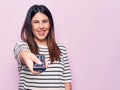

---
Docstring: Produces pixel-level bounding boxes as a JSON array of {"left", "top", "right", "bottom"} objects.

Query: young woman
[{"left": 14, "top": 4, "right": 72, "bottom": 90}]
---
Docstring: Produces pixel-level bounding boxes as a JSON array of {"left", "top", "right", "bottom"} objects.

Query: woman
[{"left": 14, "top": 4, "right": 72, "bottom": 90}]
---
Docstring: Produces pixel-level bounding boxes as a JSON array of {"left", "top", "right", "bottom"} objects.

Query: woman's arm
[
  {"left": 14, "top": 41, "right": 41, "bottom": 74},
  {"left": 60, "top": 45, "right": 72, "bottom": 90},
  {"left": 19, "top": 50, "right": 41, "bottom": 74}
]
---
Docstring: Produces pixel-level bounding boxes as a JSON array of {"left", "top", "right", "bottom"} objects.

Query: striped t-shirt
[{"left": 14, "top": 41, "right": 72, "bottom": 90}]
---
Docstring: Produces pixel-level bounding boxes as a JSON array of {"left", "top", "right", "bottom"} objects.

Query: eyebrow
[{"left": 32, "top": 18, "right": 49, "bottom": 21}]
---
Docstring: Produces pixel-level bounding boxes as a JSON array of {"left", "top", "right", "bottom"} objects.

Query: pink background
[{"left": 0, "top": 0, "right": 120, "bottom": 90}]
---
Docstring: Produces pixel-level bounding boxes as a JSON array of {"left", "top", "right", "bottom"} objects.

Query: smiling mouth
[{"left": 38, "top": 30, "right": 45, "bottom": 36}]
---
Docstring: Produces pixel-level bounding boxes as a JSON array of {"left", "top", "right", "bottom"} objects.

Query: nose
[{"left": 39, "top": 23, "right": 43, "bottom": 29}]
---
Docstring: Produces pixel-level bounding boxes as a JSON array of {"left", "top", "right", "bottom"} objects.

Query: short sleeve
[
  {"left": 14, "top": 41, "right": 29, "bottom": 64},
  {"left": 60, "top": 46, "right": 72, "bottom": 83}
]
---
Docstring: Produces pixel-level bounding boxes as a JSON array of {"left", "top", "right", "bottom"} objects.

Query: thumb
[{"left": 45, "top": 59, "right": 48, "bottom": 68}]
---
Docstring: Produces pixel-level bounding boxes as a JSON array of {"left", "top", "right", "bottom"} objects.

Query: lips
[{"left": 38, "top": 30, "right": 45, "bottom": 36}]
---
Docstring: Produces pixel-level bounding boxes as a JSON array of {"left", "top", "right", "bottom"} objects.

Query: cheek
[
  {"left": 45, "top": 22, "right": 50, "bottom": 29},
  {"left": 45, "top": 24, "right": 50, "bottom": 33},
  {"left": 32, "top": 24, "right": 37, "bottom": 30}
]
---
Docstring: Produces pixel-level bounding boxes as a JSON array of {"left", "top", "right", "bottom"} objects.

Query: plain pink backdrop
[{"left": 0, "top": 0, "right": 120, "bottom": 90}]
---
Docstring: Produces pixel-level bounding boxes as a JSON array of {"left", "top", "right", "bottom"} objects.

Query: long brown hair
[{"left": 21, "top": 4, "right": 61, "bottom": 63}]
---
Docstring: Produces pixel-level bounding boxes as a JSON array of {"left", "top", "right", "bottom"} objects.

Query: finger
[
  {"left": 25, "top": 59, "right": 34, "bottom": 72},
  {"left": 25, "top": 59, "right": 40, "bottom": 74},
  {"left": 31, "top": 70, "right": 41, "bottom": 74},
  {"left": 45, "top": 59, "right": 48, "bottom": 68}
]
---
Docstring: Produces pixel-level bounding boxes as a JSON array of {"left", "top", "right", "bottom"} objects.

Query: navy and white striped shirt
[{"left": 14, "top": 41, "right": 72, "bottom": 90}]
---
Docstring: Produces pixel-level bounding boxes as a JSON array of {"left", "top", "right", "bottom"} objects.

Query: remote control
[{"left": 33, "top": 54, "right": 46, "bottom": 72}]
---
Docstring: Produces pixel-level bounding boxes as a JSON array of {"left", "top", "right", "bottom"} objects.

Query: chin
[{"left": 39, "top": 38, "right": 46, "bottom": 41}]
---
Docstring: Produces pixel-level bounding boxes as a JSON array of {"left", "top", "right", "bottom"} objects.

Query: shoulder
[
  {"left": 57, "top": 43, "right": 67, "bottom": 53},
  {"left": 15, "top": 41, "right": 28, "bottom": 46},
  {"left": 57, "top": 43, "right": 66, "bottom": 49},
  {"left": 14, "top": 41, "right": 29, "bottom": 49}
]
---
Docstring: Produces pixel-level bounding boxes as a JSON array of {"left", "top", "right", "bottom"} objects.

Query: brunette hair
[{"left": 21, "top": 4, "right": 61, "bottom": 63}]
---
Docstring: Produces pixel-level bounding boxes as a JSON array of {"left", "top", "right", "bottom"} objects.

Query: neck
[{"left": 34, "top": 38, "right": 47, "bottom": 47}]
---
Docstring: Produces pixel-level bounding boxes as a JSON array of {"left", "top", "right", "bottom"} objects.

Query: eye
[
  {"left": 43, "top": 19, "right": 48, "bottom": 23},
  {"left": 34, "top": 21, "right": 39, "bottom": 23},
  {"left": 32, "top": 20, "right": 39, "bottom": 23}
]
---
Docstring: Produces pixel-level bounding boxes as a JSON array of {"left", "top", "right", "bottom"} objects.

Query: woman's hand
[
  {"left": 19, "top": 50, "right": 47, "bottom": 74},
  {"left": 65, "top": 82, "right": 72, "bottom": 90}
]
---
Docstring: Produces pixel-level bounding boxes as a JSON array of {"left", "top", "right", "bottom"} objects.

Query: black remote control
[{"left": 33, "top": 54, "right": 46, "bottom": 72}]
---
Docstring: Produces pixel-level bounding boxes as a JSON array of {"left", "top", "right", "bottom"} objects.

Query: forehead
[{"left": 32, "top": 12, "right": 48, "bottom": 20}]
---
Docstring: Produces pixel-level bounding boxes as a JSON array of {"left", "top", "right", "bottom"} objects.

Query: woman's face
[{"left": 31, "top": 12, "right": 50, "bottom": 43}]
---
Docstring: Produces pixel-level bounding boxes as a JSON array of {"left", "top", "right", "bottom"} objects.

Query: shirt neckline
[{"left": 38, "top": 45, "right": 48, "bottom": 48}]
